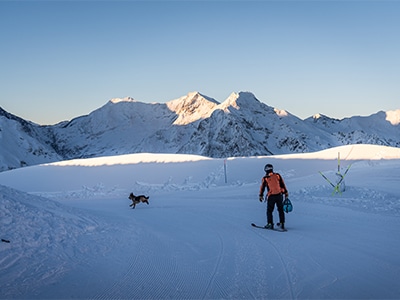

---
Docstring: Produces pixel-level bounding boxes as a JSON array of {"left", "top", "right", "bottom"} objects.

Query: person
[{"left": 259, "top": 164, "right": 289, "bottom": 230}]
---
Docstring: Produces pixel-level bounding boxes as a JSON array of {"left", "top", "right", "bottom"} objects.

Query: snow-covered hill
[
  {"left": 1, "top": 91, "right": 399, "bottom": 171},
  {"left": 1, "top": 144, "right": 400, "bottom": 299}
]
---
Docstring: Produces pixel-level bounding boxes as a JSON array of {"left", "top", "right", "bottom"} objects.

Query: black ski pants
[{"left": 266, "top": 193, "right": 285, "bottom": 224}]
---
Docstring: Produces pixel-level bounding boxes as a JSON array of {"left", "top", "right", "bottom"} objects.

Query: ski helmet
[{"left": 264, "top": 164, "right": 273, "bottom": 173}]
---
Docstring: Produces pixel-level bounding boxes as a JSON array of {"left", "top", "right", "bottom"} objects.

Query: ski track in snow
[
  {"left": 3, "top": 184, "right": 398, "bottom": 299},
  {"left": 4, "top": 182, "right": 400, "bottom": 299},
  {"left": 250, "top": 229, "right": 294, "bottom": 298},
  {"left": 94, "top": 230, "right": 179, "bottom": 299}
]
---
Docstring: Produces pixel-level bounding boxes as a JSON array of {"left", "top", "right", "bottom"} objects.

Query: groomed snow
[{"left": 1, "top": 144, "right": 400, "bottom": 299}]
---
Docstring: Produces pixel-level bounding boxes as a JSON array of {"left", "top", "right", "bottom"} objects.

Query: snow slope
[{"left": 1, "top": 144, "right": 400, "bottom": 299}]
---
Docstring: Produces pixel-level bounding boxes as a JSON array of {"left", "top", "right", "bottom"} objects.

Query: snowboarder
[{"left": 259, "top": 164, "right": 289, "bottom": 230}]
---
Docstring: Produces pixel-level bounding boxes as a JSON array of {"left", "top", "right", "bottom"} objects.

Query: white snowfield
[{"left": 1, "top": 144, "right": 400, "bottom": 299}]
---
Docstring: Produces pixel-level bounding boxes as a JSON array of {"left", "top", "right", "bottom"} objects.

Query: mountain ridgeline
[{"left": 1, "top": 91, "right": 399, "bottom": 171}]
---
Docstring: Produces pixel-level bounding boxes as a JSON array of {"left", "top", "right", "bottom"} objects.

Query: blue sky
[{"left": 1, "top": 0, "right": 399, "bottom": 125}]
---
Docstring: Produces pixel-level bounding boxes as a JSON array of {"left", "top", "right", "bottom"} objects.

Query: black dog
[{"left": 128, "top": 193, "right": 150, "bottom": 209}]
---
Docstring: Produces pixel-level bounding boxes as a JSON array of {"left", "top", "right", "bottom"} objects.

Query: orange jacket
[{"left": 259, "top": 172, "right": 288, "bottom": 198}]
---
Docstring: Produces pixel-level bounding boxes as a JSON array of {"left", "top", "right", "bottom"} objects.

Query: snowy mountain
[
  {"left": 0, "top": 107, "right": 62, "bottom": 171},
  {"left": 1, "top": 91, "right": 399, "bottom": 171}
]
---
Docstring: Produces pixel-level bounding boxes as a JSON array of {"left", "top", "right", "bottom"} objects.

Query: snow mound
[
  {"left": 47, "top": 153, "right": 212, "bottom": 167},
  {"left": 48, "top": 140, "right": 400, "bottom": 169},
  {"left": 276, "top": 144, "right": 400, "bottom": 160},
  {"left": 0, "top": 185, "right": 101, "bottom": 297}
]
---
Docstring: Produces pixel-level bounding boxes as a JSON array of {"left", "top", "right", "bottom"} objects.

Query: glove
[
  {"left": 259, "top": 195, "right": 264, "bottom": 202},
  {"left": 284, "top": 193, "right": 289, "bottom": 199}
]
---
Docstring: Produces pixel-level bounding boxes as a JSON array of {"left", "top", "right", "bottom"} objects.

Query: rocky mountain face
[{"left": 1, "top": 91, "right": 399, "bottom": 171}]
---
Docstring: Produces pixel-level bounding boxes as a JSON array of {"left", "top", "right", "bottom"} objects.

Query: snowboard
[{"left": 251, "top": 223, "right": 287, "bottom": 232}]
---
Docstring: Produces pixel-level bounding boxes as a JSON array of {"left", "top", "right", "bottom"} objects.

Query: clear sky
[{"left": 1, "top": 0, "right": 399, "bottom": 125}]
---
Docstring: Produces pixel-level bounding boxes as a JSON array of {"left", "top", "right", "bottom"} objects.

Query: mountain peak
[
  {"left": 312, "top": 113, "right": 328, "bottom": 120},
  {"left": 166, "top": 91, "right": 219, "bottom": 125},
  {"left": 310, "top": 113, "right": 338, "bottom": 122},
  {"left": 386, "top": 109, "right": 400, "bottom": 125},
  {"left": 109, "top": 97, "right": 136, "bottom": 104},
  {"left": 220, "top": 91, "right": 261, "bottom": 111},
  {"left": 274, "top": 108, "right": 288, "bottom": 117}
]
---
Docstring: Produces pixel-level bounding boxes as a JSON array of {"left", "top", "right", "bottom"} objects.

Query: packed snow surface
[{"left": 1, "top": 144, "right": 400, "bottom": 299}]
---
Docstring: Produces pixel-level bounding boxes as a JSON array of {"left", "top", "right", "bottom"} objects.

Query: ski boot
[{"left": 264, "top": 223, "right": 274, "bottom": 230}]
